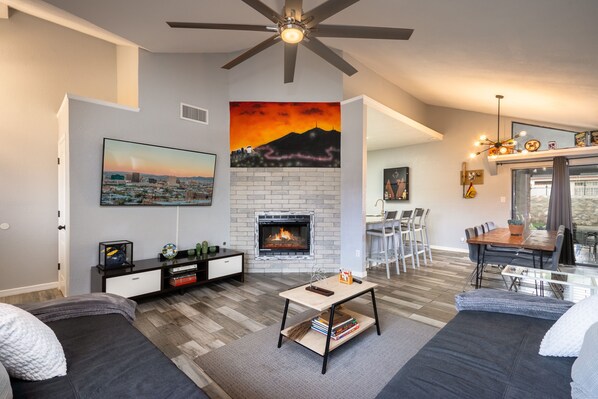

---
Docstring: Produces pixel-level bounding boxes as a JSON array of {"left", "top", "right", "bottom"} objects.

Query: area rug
[{"left": 195, "top": 304, "right": 439, "bottom": 399}]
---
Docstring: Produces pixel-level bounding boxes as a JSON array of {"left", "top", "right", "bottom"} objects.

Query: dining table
[{"left": 466, "top": 228, "right": 558, "bottom": 289}]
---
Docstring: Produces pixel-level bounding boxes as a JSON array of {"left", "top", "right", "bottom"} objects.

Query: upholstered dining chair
[{"left": 464, "top": 227, "right": 516, "bottom": 289}]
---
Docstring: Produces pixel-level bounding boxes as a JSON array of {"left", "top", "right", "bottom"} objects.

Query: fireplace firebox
[{"left": 255, "top": 212, "right": 314, "bottom": 259}]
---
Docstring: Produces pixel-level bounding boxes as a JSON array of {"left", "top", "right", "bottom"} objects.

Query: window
[
  {"left": 512, "top": 122, "right": 579, "bottom": 152},
  {"left": 512, "top": 164, "right": 598, "bottom": 266}
]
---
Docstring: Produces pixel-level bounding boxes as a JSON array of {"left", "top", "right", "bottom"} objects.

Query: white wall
[
  {"left": 343, "top": 54, "right": 428, "bottom": 125},
  {"left": 366, "top": 105, "right": 590, "bottom": 251},
  {"left": 340, "top": 98, "right": 368, "bottom": 274},
  {"left": 66, "top": 51, "right": 230, "bottom": 295},
  {"left": 228, "top": 44, "right": 343, "bottom": 101},
  {"left": 0, "top": 11, "right": 117, "bottom": 292}
]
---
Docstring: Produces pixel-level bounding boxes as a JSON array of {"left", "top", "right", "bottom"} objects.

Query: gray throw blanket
[
  {"left": 455, "top": 289, "right": 573, "bottom": 320},
  {"left": 18, "top": 293, "right": 137, "bottom": 323}
]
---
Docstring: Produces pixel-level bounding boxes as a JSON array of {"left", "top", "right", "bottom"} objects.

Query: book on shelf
[
  {"left": 315, "top": 309, "right": 354, "bottom": 329},
  {"left": 311, "top": 322, "right": 360, "bottom": 340},
  {"left": 312, "top": 317, "right": 356, "bottom": 332},
  {"left": 311, "top": 309, "right": 359, "bottom": 340},
  {"left": 311, "top": 321, "right": 358, "bottom": 338}
]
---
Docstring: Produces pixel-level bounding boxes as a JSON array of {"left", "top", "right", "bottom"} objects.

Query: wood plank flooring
[{"left": 2, "top": 249, "right": 516, "bottom": 398}]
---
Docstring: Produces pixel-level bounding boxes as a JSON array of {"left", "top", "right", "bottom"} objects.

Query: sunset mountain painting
[{"left": 230, "top": 102, "right": 341, "bottom": 168}]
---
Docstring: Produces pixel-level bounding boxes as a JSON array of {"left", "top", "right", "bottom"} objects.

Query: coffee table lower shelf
[{"left": 281, "top": 309, "right": 375, "bottom": 355}]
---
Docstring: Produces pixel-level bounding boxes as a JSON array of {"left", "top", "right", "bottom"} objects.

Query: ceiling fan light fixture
[{"left": 280, "top": 23, "right": 305, "bottom": 43}]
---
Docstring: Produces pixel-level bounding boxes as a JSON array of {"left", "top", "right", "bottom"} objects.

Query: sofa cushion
[
  {"left": 10, "top": 314, "right": 208, "bottom": 399},
  {"left": 0, "top": 362, "right": 12, "bottom": 399},
  {"left": 455, "top": 289, "right": 573, "bottom": 320},
  {"left": 0, "top": 304, "right": 66, "bottom": 381},
  {"left": 540, "top": 294, "right": 598, "bottom": 357},
  {"left": 376, "top": 311, "right": 574, "bottom": 399},
  {"left": 571, "top": 322, "right": 598, "bottom": 399}
]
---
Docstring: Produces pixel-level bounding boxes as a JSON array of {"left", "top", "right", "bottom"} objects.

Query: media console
[{"left": 91, "top": 249, "right": 244, "bottom": 299}]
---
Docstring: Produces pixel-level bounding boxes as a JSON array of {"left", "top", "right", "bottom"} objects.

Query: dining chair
[
  {"left": 509, "top": 225, "right": 566, "bottom": 297},
  {"left": 366, "top": 210, "right": 399, "bottom": 279},
  {"left": 511, "top": 225, "right": 566, "bottom": 271},
  {"left": 464, "top": 226, "right": 516, "bottom": 289}
]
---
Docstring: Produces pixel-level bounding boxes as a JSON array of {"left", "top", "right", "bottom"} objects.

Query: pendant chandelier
[{"left": 470, "top": 95, "right": 527, "bottom": 159}]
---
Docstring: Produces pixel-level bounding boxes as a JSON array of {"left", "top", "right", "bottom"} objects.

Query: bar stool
[
  {"left": 397, "top": 210, "right": 417, "bottom": 269},
  {"left": 412, "top": 208, "right": 428, "bottom": 266},
  {"left": 366, "top": 211, "right": 399, "bottom": 279},
  {"left": 422, "top": 209, "right": 432, "bottom": 262}
]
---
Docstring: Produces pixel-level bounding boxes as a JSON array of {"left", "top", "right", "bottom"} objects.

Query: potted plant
[{"left": 507, "top": 219, "right": 525, "bottom": 236}]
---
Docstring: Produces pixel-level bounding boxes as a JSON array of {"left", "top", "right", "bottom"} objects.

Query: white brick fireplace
[{"left": 230, "top": 168, "right": 341, "bottom": 273}]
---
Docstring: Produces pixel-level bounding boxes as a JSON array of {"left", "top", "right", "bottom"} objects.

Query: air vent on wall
[{"left": 180, "top": 103, "right": 208, "bottom": 124}]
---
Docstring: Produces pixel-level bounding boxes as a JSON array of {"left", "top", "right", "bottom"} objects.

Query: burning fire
[{"left": 271, "top": 227, "right": 293, "bottom": 241}]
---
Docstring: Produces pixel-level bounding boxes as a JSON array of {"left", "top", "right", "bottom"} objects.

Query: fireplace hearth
[{"left": 255, "top": 211, "right": 314, "bottom": 259}]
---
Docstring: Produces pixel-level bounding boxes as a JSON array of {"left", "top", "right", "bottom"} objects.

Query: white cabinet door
[
  {"left": 208, "top": 255, "right": 242, "bottom": 280},
  {"left": 105, "top": 269, "right": 161, "bottom": 298}
]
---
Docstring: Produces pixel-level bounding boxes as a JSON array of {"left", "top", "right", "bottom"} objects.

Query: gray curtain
[{"left": 546, "top": 156, "right": 575, "bottom": 265}]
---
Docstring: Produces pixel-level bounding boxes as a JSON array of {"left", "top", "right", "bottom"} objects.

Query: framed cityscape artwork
[{"left": 383, "top": 167, "right": 409, "bottom": 201}]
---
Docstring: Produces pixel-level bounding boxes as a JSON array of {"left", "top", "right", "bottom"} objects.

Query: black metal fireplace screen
[{"left": 256, "top": 212, "right": 314, "bottom": 258}]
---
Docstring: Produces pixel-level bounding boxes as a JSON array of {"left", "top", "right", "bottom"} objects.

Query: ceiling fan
[{"left": 167, "top": 0, "right": 413, "bottom": 83}]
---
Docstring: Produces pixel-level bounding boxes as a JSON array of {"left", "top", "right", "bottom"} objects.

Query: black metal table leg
[
  {"left": 370, "top": 288, "right": 381, "bottom": 335},
  {"left": 479, "top": 246, "right": 487, "bottom": 289},
  {"left": 475, "top": 245, "right": 482, "bottom": 289},
  {"left": 277, "top": 299, "right": 290, "bottom": 348},
  {"left": 539, "top": 250, "right": 545, "bottom": 296},
  {"left": 321, "top": 303, "right": 336, "bottom": 374}
]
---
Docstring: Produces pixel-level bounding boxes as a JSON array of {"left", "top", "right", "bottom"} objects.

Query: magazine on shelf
[{"left": 311, "top": 323, "right": 360, "bottom": 340}]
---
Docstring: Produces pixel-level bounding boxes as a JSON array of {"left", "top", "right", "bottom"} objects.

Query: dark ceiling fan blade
[
  {"left": 301, "top": 37, "right": 358, "bottom": 76},
  {"left": 311, "top": 25, "right": 413, "bottom": 40},
  {"left": 284, "top": 43, "right": 298, "bottom": 83},
  {"left": 222, "top": 35, "right": 281, "bottom": 70},
  {"left": 284, "top": 0, "right": 303, "bottom": 20},
  {"left": 241, "top": 0, "right": 283, "bottom": 24},
  {"left": 303, "top": 0, "right": 359, "bottom": 27},
  {"left": 167, "top": 22, "right": 273, "bottom": 32}
]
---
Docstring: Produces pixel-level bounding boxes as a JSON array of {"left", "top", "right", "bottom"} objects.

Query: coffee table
[
  {"left": 277, "top": 276, "right": 380, "bottom": 374},
  {"left": 502, "top": 265, "right": 598, "bottom": 301}
]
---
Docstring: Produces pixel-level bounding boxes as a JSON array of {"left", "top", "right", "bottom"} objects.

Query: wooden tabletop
[
  {"left": 467, "top": 228, "right": 557, "bottom": 252},
  {"left": 279, "top": 276, "right": 377, "bottom": 311}
]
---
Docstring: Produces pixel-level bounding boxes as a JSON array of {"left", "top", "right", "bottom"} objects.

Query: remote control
[{"left": 353, "top": 278, "right": 362, "bottom": 284}]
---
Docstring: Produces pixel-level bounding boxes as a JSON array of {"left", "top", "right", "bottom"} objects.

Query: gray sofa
[
  {"left": 377, "top": 290, "right": 576, "bottom": 399},
  {"left": 9, "top": 295, "right": 208, "bottom": 399}
]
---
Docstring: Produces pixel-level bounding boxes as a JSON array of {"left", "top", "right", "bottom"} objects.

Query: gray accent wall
[
  {"left": 66, "top": 51, "right": 230, "bottom": 295},
  {"left": 0, "top": 12, "right": 117, "bottom": 291}
]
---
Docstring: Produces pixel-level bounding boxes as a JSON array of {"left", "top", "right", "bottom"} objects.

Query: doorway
[{"left": 512, "top": 164, "right": 598, "bottom": 266}]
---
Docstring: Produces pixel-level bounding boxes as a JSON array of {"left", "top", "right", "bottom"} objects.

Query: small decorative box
[
  {"left": 339, "top": 269, "right": 353, "bottom": 285},
  {"left": 99, "top": 240, "right": 134, "bottom": 270}
]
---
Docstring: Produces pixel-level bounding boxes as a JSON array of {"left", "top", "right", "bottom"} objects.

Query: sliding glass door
[{"left": 512, "top": 164, "right": 598, "bottom": 266}]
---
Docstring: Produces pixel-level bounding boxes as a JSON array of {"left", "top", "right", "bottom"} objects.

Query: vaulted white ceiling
[{"left": 12, "top": 0, "right": 598, "bottom": 129}]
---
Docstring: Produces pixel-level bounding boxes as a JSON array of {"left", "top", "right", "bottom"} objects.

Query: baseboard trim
[
  {"left": 0, "top": 282, "right": 59, "bottom": 298},
  {"left": 430, "top": 245, "right": 468, "bottom": 254}
]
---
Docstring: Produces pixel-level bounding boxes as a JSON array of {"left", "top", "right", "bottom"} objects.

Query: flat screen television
[{"left": 100, "top": 138, "right": 217, "bottom": 206}]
